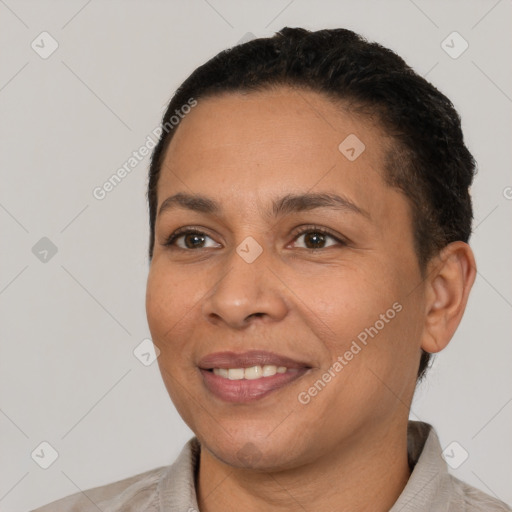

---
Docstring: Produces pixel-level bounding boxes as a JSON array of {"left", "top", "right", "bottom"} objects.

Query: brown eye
[
  {"left": 182, "top": 233, "right": 207, "bottom": 249},
  {"left": 303, "top": 232, "right": 328, "bottom": 249},
  {"left": 291, "top": 227, "right": 346, "bottom": 250},
  {"left": 164, "top": 229, "right": 221, "bottom": 250}
]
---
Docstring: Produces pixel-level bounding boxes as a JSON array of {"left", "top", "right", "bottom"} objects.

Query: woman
[{"left": 32, "top": 26, "right": 511, "bottom": 512}]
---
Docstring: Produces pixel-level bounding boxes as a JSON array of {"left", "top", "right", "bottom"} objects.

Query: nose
[{"left": 201, "top": 245, "right": 288, "bottom": 329}]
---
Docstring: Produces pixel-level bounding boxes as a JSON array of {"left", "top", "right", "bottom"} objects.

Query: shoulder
[
  {"left": 448, "top": 474, "right": 512, "bottom": 511},
  {"left": 399, "top": 421, "right": 511, "bottom": 512},
  {"left": 30, "top": 437, "right": 201, "bottom": 512},
  {"left": 30, "top": 465, "right": 169, "bottom": 512}
]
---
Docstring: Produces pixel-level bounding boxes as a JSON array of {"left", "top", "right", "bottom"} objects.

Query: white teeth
[
  {"left": 212, "top": 365, "right": 290, "bottom": 380},
  {"left": 227, "top": 368, "right": 245, "bottom": 380},
  {"left": 244, "top": 365, "right": 263, "bottom": 380},
  {"left": 262, "top": 365, "right": 277, "bottom": 377}
]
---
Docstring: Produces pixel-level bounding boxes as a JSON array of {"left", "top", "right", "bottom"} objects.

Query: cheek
[
  {"left": 145, "top": 262, "right": 196, "bottom": 353},
  {"left": 292, "top": 264, "right": 399, "bottom": 341},
  {"left": 296, "top": 263, "right": 418, "bottom": 383}
]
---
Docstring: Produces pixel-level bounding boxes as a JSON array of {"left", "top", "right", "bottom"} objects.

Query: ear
[{"left": 421, "top": 241, "right": 477, "bottom": 354}]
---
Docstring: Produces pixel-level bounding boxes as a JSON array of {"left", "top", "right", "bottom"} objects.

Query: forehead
[
  {"left": 157, "top": 87, "right": 400, "bottom": 223},
  {"left": 165, "top": 87, "right": 388, "bottom": 164}
]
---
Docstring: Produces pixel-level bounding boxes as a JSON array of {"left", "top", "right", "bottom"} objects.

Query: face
[{"left": 146, "top": 87, "right": 427, "bottom": 471}]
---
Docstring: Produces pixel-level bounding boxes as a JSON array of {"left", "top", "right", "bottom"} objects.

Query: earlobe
[{"left": 421, "top": 241, "right": 477, "bottom": 354}]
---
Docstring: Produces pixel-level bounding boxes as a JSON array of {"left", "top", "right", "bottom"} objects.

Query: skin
[{"left": 145, "top": 86, "right": 476, "bottom": 512}]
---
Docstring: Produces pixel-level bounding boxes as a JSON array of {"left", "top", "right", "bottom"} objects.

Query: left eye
[{"left": 291, "top": 229, "right": 343, "bottom": 250}]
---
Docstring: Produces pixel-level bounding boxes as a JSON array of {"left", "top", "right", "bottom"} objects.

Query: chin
[{"left": 198, "top": 428, "right": 310, "bottom": 472}]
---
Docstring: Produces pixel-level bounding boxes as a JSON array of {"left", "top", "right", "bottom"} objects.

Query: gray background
[{"left": 0, "top": 0, "right": 511, "bottom": 510}]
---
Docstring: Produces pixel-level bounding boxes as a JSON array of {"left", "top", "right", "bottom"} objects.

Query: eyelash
[{"left": 163, "top": 225, "right": 347, "bottom": 251}]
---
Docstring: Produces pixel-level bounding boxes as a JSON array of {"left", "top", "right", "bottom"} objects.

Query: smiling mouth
[{"left": 198, "top": 350, "right": 312, "bottom": 403}]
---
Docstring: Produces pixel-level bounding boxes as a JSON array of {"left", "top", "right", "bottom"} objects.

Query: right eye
[{"left": 163, "top": 228, "right": 221, "bottom": 250}]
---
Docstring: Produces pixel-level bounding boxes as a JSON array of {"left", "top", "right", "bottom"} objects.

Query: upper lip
[{"left": 198, "top": 350, "right": 311, "bottom": 370}]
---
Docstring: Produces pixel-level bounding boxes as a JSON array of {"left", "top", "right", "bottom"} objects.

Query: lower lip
[{"left": 200, "top": 368, "right": 309, "bottom": 403}]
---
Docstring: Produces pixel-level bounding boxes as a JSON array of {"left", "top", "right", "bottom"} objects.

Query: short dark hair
[{"left": 147, "top": 27, "right": 476, "bottom": 381}]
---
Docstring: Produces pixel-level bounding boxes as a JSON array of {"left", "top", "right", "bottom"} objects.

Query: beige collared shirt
[{"left": 32, "top": 421, "right": 511, "bottom": 511}]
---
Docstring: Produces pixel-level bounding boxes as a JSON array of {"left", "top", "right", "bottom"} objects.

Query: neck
[{"left": 196, "top": 418, "right": 412, "bottom": 512}]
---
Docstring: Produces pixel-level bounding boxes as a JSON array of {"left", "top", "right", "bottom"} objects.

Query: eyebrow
[{"left": 157, "top": 192, "right": 370, "bottom": 219}]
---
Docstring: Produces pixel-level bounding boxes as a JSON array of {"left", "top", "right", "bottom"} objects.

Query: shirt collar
[{"left": 389, "top": 421, "right": 451, "bottom": 511}]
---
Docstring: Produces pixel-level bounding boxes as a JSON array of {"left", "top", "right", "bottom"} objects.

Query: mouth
[{"left": 198, "top": 350, "right": 312, "bottom": 403}]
